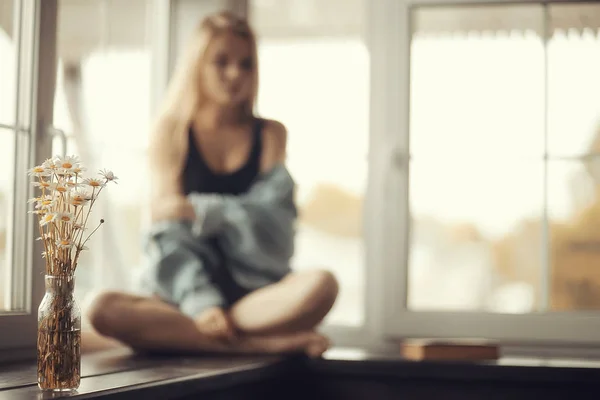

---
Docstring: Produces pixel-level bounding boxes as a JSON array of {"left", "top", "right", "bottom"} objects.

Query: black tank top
[
  {"left": 182, "top": 119, "right": 263, "bottom": 196},
  {"left": 181, "top": 119, "right": 263, "bottom": 305}
]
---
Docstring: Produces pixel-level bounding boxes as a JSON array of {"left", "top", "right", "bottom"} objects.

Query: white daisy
[
  {"left": 56, "top": 168, "right": 76, "bottom": 177},
  {"left": 33, "top": 181, "right": 51, "bottom": 189},
  {"left": 68, "top": 197, "right": 87, "bottom": 207},
  {"left": 48, "top": 182, "right": 69, "bottom": 193},
  {"left": 36, "top": 197, "right": 55, "bottom": 210},
  {"left": 99, "top": 169, "right": 118, "bottom": 183},
  {"left": 71, "top": 188, "right": 91, "bottom": 201},
  {"left": 42, "top": 158, "right": 60, "bottom": 170},
  {"left": 72, "top": 166, "right": 87, "bottom": 174},
  {"left": 55, "top": 212, "right": 75, "bottom": 224},
  {"left": 84, "top": 178, "right": 105, "bottom": 188},
  {"left": 27, "top": 166, "right": 51, "bottom": 177},
  {"left": 55, "top": 155, "right": 80, "bottom": 170},
  {"left": 39, "top": 213, "right": 57, "bottom": 226},
  {"left": 69, "top": 189, "right": 91, "bottom": 206},
  {"left": 56, "top": 239, "right": 74, "bottom": 249},
  {"left": 65, "top": 180, "right": 82, "bottom": 189}
]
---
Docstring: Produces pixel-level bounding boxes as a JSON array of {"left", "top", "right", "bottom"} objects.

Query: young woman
[{"left": 85, "top": 11, "right": 338, "bottom": 357}]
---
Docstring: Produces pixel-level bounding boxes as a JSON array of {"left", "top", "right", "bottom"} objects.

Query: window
[
  {"left": 1, "top": 0, "right": 26, "bottom": 315},
  {"left": 0, "top": 0, "right": 57, "bottom": 352},
  {"left": 0, "top": 0, "right": 254, "bottom": 357},
  {"left": 378, "top": 1, "right": 600, "bottom": 343},
  {"left": 51, "top": 0, "right": 154, "bottom": 327},
  {"left": 6, "top": 0, "right": 599, "bottom": 356},
  {"left": 250, "top": 0, "right": 369, "bottom": 326},
  {"left": 408, "top": 4, "right": 546, "bottom": 313},
  {"left": 49, "top": 0, "right": 243, "bottom": 332}
]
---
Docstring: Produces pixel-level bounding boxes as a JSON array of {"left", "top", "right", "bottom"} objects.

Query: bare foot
[
  {"left": 195, "top": 307, "right": 236, "bottom": 341},
  {"left": 305, "top": 333, "right": 330, "bottom": 358},
  {"left": 229, "top": 331, "right": 331, "bottom": 357}
]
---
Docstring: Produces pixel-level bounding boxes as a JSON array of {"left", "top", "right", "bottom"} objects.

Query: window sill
[
  {"left": 316, "top": 347, "right": 600, "bottom": 385},
  {"left": 2, "top": 347, "right": 600, "bottom": 399},
  {"left": 0, "top": 348, "right": 292, "bottom": 399}
]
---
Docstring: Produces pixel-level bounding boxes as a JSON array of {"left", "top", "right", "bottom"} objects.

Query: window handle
[
  {"left": 393, "top": 148, "right": 409, "bottom": 168},
  {"left": 47, "top": 126, "right": 67, "bottom": 157}
]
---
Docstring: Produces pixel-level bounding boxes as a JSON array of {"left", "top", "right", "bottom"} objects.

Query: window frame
[
  {"left": 8, "top": 0, "right": 598, "bottom": 358},
  {"left": 0, "top": 0, "right": 244, "bottom": 357},
  {"left": 0, "top": 0, "right": 58, "bottom": 356},
  {"left": 375, "top": 0, "right": 600, "bottom": 346}
]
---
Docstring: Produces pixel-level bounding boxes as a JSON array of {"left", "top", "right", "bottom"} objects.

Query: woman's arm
[
  {"left": 148, "top": 115, "right": 195, "bottom": 223},
  {"left": 186, "top": 163, "right": 297, "bottom": 277},
  {"left": 152, "top": 196, "right": 196, "bottom": 222},
  {"left": 144, "top": 221, "right": 226, "bottom": 316},
  {"left": 144, "top": 115, "right": 227, "bottom": 315},
  {"left": 259, "top": 119, "right": 288, "bottom": 172}
]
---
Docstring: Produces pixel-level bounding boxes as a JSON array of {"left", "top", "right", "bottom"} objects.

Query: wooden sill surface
[
  {"left": 0, "top": 348, "right": 288, "bottom": 399},
  {"left": 3, "top": 347, "right": 600, "bottom": 399}
]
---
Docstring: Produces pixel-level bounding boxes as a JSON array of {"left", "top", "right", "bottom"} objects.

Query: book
[{"left": 400, "top": 339, "right": 500, "bottom": 361}]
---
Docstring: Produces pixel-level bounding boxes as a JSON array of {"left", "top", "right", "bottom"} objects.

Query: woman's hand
[
  {"left": 151, "top": 195, "right": 196, "bottom": 222},
  {"left": 194, "top": 306, "right": 237, "bottom": 342}
]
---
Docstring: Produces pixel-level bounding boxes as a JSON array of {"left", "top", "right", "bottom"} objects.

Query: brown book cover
[{"left": 400, "top": 339, "right": 500, "bottom": 361}]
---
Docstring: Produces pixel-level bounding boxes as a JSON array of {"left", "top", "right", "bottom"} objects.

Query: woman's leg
[
  {"left": 226, "top": 269, "right": 339, "bottom": 335},
  {"left": 85, "top": 291, "right": 327, "bottom": 355},
  {"left": 81, "top": 329, "right": 123, "bottom": 354},
  {"left": 87, "top": 291, "right": 217, "bottom": 352}
]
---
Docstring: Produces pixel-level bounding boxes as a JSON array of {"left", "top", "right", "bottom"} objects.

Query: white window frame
[
  {"left": 0, "top": 0, "right": 242, "bottom": 358},
  {"left": 0, "top": 0, "right": 58, "bottom": 358},
  {"left": 10, "top": 0, "right": 597, "bottom": 359},
  {"left": 318, "top": 0, "right": 406, "bottom": 350},
  {"left": 372, "top": 0, "right": 600, "bottom": 346}
]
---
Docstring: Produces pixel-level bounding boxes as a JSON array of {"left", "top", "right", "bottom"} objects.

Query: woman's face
[{"left": 201, "top": 32, "right": 254, "bottom": 107}]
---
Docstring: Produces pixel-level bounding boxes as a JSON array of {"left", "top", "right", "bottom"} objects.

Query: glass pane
[
  {"left": 252, "top": 0, "right": 368, "bottom": 326},
  {"left": 54, "top": 0, "right": 152, "bottom": 322},
  {"left": 0, "top": 127, "right": 16, "bottom": 312},
  {"left": 0, "top": 0, "right": 17, "bottom": 126},
  {"left": 408, "top": 5, "right": 548, "bottom": 313},
  {"left": 410, "top": 5, "right": 545, "bottom": 159},
  {"left": 548, "top": 159, "right": 600, "bottom": 310},
  {"left": 547, "top": 4, "right": 600, "bottom": 156},
  {"left": 408, "top": 159, "right": 544, "bottom": 313}
]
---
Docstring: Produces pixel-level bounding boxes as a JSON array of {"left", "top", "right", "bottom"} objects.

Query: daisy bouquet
[
  {"left": 28, "top": 155, "right": 117, "bottom": 276},
  {"left": 29, "top": 155, "right": 116, "bottom": 392}
]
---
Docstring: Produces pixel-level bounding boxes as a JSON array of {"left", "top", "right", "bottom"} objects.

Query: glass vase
[{"left": 37, "top": 275, "right": 81, "bottom": 391}]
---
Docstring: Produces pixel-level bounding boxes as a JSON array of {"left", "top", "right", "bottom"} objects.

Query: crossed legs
[{"left": 85, "top": 269, "right": 338, "bottom": 356}]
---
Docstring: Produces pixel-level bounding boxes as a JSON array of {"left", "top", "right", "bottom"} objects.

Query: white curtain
[{"left": 413, "top": 4, "right": 600, "bottom": 37}]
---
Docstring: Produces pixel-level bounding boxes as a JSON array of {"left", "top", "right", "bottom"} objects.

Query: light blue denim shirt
[{"left": 139, "top": 164, "right": 297, "bottom": 317}]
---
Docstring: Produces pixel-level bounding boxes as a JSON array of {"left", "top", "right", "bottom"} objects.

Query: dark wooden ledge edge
[
  {"left": 4, "top": 350, "right": 600, "bottom": 399},
  {"left": 307, "top": 356, "right": 600, "bottom": 385},
  {"left": 0, "top": 355, "right": 300, "bottom": 400},
  {"left": 72, "top": 357, "right": 298, "bottom": 400}
]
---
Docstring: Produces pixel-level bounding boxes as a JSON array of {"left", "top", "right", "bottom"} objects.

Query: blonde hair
[{"left": 149, "top": 11, "right": 259, "bottom": 198}]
